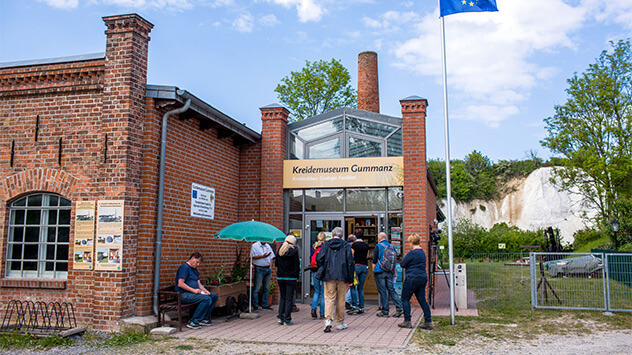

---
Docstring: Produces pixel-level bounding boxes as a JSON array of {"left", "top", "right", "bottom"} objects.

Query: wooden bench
[{"left": 157, "top": 286, "right": 195, "bottom": 331}]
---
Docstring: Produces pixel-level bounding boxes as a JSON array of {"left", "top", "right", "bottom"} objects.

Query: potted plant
[
  {"left": 267, "top": 281, "right": 278, "bottom": 306},
  {"left": 206, "top": 247, "right": 249, "bottom": 308}
]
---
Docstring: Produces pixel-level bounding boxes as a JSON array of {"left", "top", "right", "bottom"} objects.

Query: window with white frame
[{"left": 6, "top": 193, "right": 70, "bottom": 278}]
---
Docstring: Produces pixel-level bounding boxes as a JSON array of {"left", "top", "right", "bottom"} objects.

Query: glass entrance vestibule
[{"left": 286, "top": 187, "right": 404, "bottom": 303}]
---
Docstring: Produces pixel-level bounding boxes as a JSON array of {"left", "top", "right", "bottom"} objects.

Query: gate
[{"left": 530, "top": 252, "right": 632, "bottom": 312}]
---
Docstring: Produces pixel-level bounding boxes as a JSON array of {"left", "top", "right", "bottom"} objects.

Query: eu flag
[{"left": 440, "top": 0, "right": 498, "bottom": 17}]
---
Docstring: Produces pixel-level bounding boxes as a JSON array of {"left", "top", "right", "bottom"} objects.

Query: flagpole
[{"left": 439, "top": 14, "right": 456, "bottom": 326}]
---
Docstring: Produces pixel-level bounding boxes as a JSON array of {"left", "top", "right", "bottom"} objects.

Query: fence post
[
  {"left": 530, "top": 252, "right": 536, "bottom": 310},
  {"left": 603, "top": 253, "right": 610, "bottom": 311}
]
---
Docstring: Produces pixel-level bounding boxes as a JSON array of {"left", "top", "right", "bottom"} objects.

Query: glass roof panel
[{"left": 293, "top": 116, "right": 343, "bottom": 141}]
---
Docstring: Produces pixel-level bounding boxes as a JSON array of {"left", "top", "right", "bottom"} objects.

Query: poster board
[
  {"left": 73, "top": 201, "right": 96, "bottom": 270},
  {"left": 95, "top": 200, "right": 124, "bottom": 271}
]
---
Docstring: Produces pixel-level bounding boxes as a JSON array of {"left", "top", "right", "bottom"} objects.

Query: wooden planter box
[{"left": 207, "top": 281, "right": 247, "bottom": 307}]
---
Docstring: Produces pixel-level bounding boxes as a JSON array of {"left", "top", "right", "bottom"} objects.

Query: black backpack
[{"left": 379, "top": 244, "right": 398, "bottom": 273}]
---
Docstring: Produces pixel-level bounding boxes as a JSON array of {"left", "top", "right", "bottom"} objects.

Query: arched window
[{"left": 6, "top": 193, "right": 70, "bottom": 279}]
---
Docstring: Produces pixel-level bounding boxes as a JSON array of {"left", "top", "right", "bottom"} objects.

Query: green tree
[
  {"left": 274, "top": 59, "right": 357, "bottom": 122},
  {"left": 463, "top": 150, "right": 496, "bottom": 200},
  {"left": 541, "top": 39, "right": 632, "bottom": 227}
]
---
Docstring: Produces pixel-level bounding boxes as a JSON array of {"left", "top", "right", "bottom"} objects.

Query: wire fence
[{"left": 443, "top": 251, "right": 632, "bottom": 312}]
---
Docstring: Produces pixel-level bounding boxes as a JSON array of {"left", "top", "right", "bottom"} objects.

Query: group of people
[{"left": 173, "top": 228, "right": 433, "bottom": 332}]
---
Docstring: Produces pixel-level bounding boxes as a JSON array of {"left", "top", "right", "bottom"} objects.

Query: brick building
[{"left": 0, "top": 14, "right": 440, "bottom": 330}]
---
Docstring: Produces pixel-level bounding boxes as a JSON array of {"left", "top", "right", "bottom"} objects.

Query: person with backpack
[
  {"left": 398, "top": 233, "right": 433, "bottom": 329},
  {"left": 372, "top": 232, "right": 403, "bottom": 318},
  {"left": 310, "top": 232, "right": 326, "bottom": 319},
  {"left": 315, "top": 227, "right": 355, "bottom": 333}
]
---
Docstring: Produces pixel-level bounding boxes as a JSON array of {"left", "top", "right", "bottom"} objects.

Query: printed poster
[
  {"left": 95, "top": 200, "right": 124, "bottom": 271},
  {"left": 73, "top": 201, "right": 96, "bottom": 270}
]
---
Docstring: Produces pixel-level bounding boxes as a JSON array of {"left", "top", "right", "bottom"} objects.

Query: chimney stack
[{"left": 357, "top": 51, "right": 380, "bottom": 113}]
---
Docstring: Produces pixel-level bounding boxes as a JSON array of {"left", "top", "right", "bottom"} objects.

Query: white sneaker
[
  {"left": 336, "top": 323, "right": 348, "bottom": 330},
  {"left": 324, "top": 319, "right": 332, "bottom": 333}
]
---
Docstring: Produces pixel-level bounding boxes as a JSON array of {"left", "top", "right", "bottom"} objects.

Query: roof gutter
[{"left": 152, "top": 96, "right": 191, "bottom": 315}]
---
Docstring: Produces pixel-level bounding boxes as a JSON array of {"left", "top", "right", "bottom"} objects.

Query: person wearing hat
[{"left": 275, "top": 234, "right": 300, "bottom": 325}]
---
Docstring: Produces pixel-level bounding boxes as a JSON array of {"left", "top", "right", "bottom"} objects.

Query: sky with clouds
[{"left": 2, "top": 0, "right": 631, "bottom": 161}]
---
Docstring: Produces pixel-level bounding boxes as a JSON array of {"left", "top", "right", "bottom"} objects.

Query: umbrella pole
[{"left": 249, "top": 253, "right": 253, "bottom": 313}]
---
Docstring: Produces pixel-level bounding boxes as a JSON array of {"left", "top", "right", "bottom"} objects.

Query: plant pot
[
  {"left": 267, "top": 292, "right": 279, "bottom": 306},
  {"left": 207, "top": 281, "right": 247, "bottom": 308}
]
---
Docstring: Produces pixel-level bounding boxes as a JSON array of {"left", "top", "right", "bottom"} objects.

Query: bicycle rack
[{"left": 1, "top": 300, "right": 77, "bottom": 335}]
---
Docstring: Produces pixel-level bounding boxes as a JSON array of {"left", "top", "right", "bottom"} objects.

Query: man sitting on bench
[{"left": 175, "top": 252, "right": 218, "bottom": 329}]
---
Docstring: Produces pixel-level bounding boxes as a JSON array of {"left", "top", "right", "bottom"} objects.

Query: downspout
[{"left": 153, "top": 97, "right": 191, "bottom": 315}]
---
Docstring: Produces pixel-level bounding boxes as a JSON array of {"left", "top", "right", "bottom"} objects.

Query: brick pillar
[
  {"left": 259, "top": 104, "right": 288, "bottom": 231},
  {"left": 94, "top": 13, "right": 153, "bottom": 330},
  {"left": 400, "top": 96, "right": 429, "bottom": 254},
  {"left": 357, "top": 51, "right": 379, "bottom": 113}
]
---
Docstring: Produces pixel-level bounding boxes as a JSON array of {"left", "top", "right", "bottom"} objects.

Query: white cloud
[
  {"left": 269, "top": 0, "right": 325, "bottom": 23},
  {"left": 392, "top": 0, "right": 587, "bottom": 127},
  {"left": 233, "top": 13, "right": 254, "bottom": 32},
  {"left": 94, "top": 0, "right": 194, "bottom": 11},
  {"left": 259, "top": 14, "right": 280, "bottom": 27},
  {"left": 461, "top": 104, "right": 520, "bottom": 128},
  {"left": 362, "top": 11, "right": 420, "bottom": 32},
  {"left": 581, "top": 0, "right": 632, "bottom": 31},
  {"left": 37, "top": 0, "right": 78, "bottom": 8}
]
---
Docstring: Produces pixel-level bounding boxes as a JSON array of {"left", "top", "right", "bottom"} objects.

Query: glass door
[{"left": 300, "top": 215, "right": 344, "bottom": 302}]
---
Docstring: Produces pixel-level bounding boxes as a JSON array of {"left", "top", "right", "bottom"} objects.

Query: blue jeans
[
  {"left": 374, "top": 271, "right": 402, "bottom": 314},
  {"left": 311, "top": 274, "right": 325, "bottom": 316},
  {"left": 180, "top": 291, "right": 218, "bottom": 324},
  {"left": 350, "top": 264, "right": 368, "bottom": 309},
  {"left": 401, "top": 276, "right": 431, "bottom": 323},
  {"left": 252, "top": 266, "right": 271, "bottom": 308}
]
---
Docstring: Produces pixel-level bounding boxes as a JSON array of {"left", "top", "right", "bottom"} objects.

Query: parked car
[{"left": 546, "top": 255, "right": 603, "bottom": 278}]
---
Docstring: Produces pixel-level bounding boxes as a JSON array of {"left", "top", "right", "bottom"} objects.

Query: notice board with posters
[
  {"left": 73, "top": 201, "right": 96, "bottom": 270},
  {"left": 95, "top": 200, "right": 124, "bottom": 271}
]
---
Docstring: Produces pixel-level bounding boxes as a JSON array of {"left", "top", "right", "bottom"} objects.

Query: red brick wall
[
  {"left": 238, "top": 142, "right": 262, "bottom": 222},
  {"left": 140, "top": 102, "right": 251, "bottom": 309},
  {"left": 400, "top": 97, "right": 430, "bottom": 254},
  {"left": 0, "top": 57, "right": 105, "bottom": 325},
  {"left": 259, "top": 106, "right": 288, "bottom": 231}
]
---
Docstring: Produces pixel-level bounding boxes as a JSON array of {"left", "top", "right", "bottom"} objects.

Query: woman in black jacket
[{"left": 275, "top": 234, "right": 300, "bottom": 325}]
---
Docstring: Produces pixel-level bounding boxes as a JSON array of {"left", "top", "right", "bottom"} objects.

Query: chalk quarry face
[{"left": 439, "top": 167, "right": 597, "bottom": 244}]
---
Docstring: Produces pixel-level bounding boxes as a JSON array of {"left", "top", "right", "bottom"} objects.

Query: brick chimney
[
  {"left": 357, "top": 51, "right": 379, "bottom": 113},
  {"left": 259, "top": 104, "right": 289, "bottom": 231}
]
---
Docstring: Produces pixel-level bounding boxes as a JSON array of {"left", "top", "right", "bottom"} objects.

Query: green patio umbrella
[
  {"left": 213, "top": 220, "right": 286, "bottom": 243},
  {"left": 214, "top": 220, "right": 286, "bottom": 315}
]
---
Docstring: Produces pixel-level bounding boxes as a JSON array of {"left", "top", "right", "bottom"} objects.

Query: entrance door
[{"left": 300, "top": 215, "right": 344, "bottom": 302}]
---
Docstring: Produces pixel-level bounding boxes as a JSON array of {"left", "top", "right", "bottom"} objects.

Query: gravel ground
[{"left": 2, "top": 329, "right": 631, "bottom": 355}]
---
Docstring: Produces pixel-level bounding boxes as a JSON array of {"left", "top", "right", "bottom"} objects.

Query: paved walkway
[
  {"left": 175, "top": 304, "right": 423, "bottom": 348},
  {"left": 175, "top": 272, "right": 478, "bottom": 347}
]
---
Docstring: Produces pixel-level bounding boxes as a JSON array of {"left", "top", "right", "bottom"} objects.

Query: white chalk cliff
[{"left": 439, "top": 167, "right": 597, "bottom": 244}]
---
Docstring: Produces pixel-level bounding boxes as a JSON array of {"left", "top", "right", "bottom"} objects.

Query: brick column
[
  {"left": 259, "top": 104, "right": 288, "bottom": 231},
  {"left": 94, "top": 13, "right": 153, "bottom": 330},
  {"left": 400, "top": 96, "right": 429, "bottom": 254}
]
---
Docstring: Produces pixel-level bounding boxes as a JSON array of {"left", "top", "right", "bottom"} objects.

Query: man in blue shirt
[
  {"left": 175, "top": 252, "right": 218, "bottom": 329},
  {"left": 372, "top": 232, "right": 403, "bottom": 317}
]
